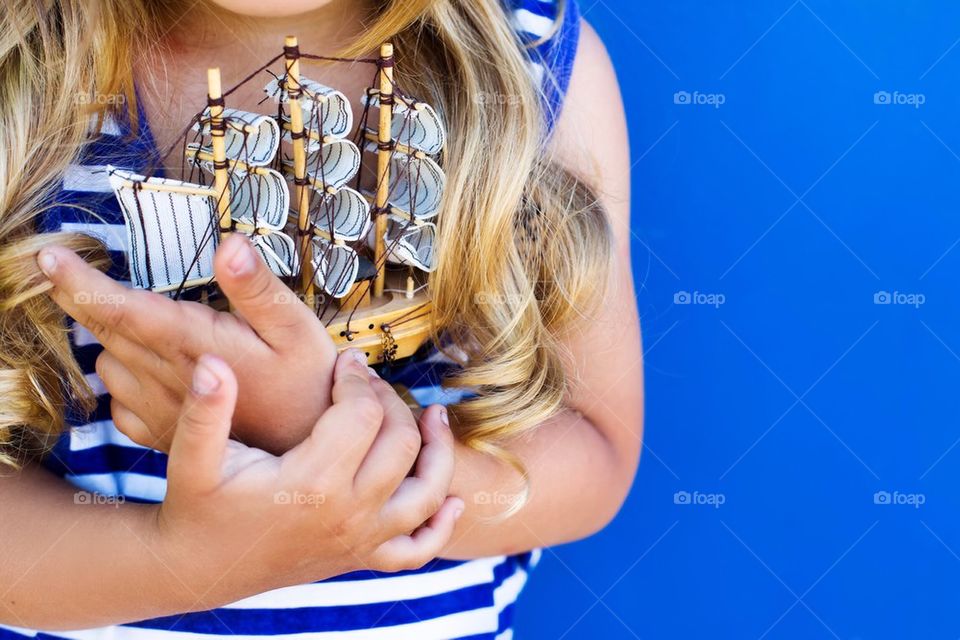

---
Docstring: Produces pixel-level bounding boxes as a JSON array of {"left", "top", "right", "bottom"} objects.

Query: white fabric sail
[
  {"left": 303, "top": 187, "right": 368, "bottom": 298},
  {"left": 195, "top": 108, "right": 281, "bottom": 166},
  {"left": 384, "top": 218, "right": 436, "bottom": 272},
  {"left": 362, "top": 144, "right": 444, "bottom": 220},
  {"left": 309, "top": 187, "right": 370, "bottom": 241},
  {"left": 255, "top": 231, "right": 299, "bottom": 278},
  {"left": 364, "top": 92, "right": 446, "bottom": 155},
  {"left": 303, "top": 140, "right": 362, "bottom": 191},
  {"left": 311, "top": 241, "right": 360, "bottom": 299},
  {"left": 362, "top": 89, "right": 445, "bottom": 270},
  {"left": 194, "top": 159, "right": 298, "bottom": 278},
  {"left": 107, "top": 166, "right": 219, "bottom": 291},
  {"left": 225, "top": 167, "right": 289, "bottom": 227},
  {"left": 264, "top": 75, "right": 353, "bottom": 141}
]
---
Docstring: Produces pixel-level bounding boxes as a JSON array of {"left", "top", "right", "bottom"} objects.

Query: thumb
[
  {"left": 167, "top": 354, "right": 237, "bottom": 494},
  {"left": 214, "top": 233, "right": 316, "bottom": 348}
]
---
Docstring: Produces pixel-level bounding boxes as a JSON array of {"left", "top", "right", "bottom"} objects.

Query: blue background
[{"left": 516, "top": 2, "right": 960, "bottom": 638}]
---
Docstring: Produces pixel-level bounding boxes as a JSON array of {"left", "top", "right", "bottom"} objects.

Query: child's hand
[
  {"left": 156, "top": 350, "right": 462, "bottom": 605},
  {"left": 38, "top": 235, "right": 338, "bottom": 453}
]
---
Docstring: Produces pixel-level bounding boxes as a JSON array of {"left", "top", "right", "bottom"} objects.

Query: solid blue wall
[{"left": 516, "top": 2, "right": 960, "bottom": 638}]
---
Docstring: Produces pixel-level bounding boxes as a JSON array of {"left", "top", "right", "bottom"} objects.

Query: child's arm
[
  {"left": 0, "top": 352, "right": 460, "bottom": 630},
  {"left": 441, "top": 21, "right": 642, "bottom": 558},
  {"left": 0, "top": 463, "right": 195, "bottom": 628}
]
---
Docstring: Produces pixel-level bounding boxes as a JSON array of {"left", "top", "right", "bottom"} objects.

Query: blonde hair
[{"left": 0, "top": 0, "right": 611, "bottom": 476}]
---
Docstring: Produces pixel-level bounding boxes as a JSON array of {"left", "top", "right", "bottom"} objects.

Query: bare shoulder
[{"left": 550, "top": 19, "right": 631, "bottom": 242}]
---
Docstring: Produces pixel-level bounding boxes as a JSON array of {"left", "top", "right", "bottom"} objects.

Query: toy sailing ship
[{"left": 107, "top": 38, "right": 445, "bottom": 364}]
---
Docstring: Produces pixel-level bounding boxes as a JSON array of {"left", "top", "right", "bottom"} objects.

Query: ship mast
[
  {"left": 207, "top": 68, "right": 231, "bottom": 233},
  {"left": 373, "top": 42, "right": 395, "bottom": 299},
  {"left": 284, "top": 36, "right": 316, "bottom": 304}
]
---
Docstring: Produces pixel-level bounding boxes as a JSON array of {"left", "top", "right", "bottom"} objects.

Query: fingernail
[
  {"left": 439, "top": 408, "right": 449, "bottom": 427},
  {"left": 348, "top": 348, "right": 366, "bottom": 367},
  {"left": 37, "top": 250, "right": 57, "bottom": 276},
  {"left": 227, "top": 238, "right": 256, "bottom": 276},
  {"left": 453, "top": 499, "right": 465, "bottom": 520},
  {"left": 367, "top": 366, "right": 379, "bottom": 378},
  {"left": 192, "top": 357, "right": 221, "bottom": 395}
]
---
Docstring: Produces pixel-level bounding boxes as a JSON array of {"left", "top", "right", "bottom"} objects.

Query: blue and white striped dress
[{"left": 0, "top": 2, "right": 580, "bottom": 639}]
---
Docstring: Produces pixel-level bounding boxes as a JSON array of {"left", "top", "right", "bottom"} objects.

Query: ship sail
[
  {"left": 375, "top": 150, "right": 444, "bottom": 220},
  {"left": 109, "top": 103, "right": 299, "bottom": 293},
  {"left": 264, "top": 75, "right": 354, "bottom": 142},
  {"left": 363, "top": 91, "right": 447, "bottom": 272},
  {"left": 306, "top": 187, "right": 370, "bottom": 298},
  {"left": 192, "top": 155, "right": 298, "bottom": 277},
  {"left": 107, "top": 167, "right": 220, "bottom": 292},
  {"left": 195, "top": 107, "right": 282, "bottom": 166},
  {"left": 384, "top": 220, "right": 435, "bottom": 272},
  {"left": 189, "top": 105, "right": 299, "bottom": 278},
  {"left": 304, "top": 141, "right": 362, "bottom": 191},
  {"left": 364, "top": 91, "right": 446, "bottom": 155},
  {"left": 266, "top": 74, "right": 369, "bottom": 298}
]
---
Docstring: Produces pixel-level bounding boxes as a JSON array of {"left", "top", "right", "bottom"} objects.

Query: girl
[{"left": 0, "top": 0, "right": 642, "bottom": 637}]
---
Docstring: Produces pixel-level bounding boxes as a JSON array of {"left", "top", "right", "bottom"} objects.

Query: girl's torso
[{"left": 1, "top": 2, "right": 579, "bottom": 638}]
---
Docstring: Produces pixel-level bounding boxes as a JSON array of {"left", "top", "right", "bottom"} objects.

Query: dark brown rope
[{"left": 300, "top": 53, "right": 378, "bottom": 65}]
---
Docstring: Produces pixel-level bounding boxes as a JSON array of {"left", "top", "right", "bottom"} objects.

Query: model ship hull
[{"left": 320, "top": 278, "right": 434, "bottom": 363}]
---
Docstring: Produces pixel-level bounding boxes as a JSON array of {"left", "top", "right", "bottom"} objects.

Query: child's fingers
[
  {"left": 353, "top": 376, "right": 422, "bottom": 497},
  {"left": 331, "top": 349, "right": 379, "bottom": 407},
  {"left": 37, "top": 245, "right": 181, "bottom": 354},
  {"left": 285, "top": 349, "right": 383, "bottom": 474},
  {"left": 215, "top": 235, "right": 333, "bottom": 356},
  {"left": 110, "top": 399, "right": 156, "bottom": 449},
  {"left": 96, "top": 351, "right": 141, "bottom": 404},
  {"left": 370, "top": 496, "right": 464, "bottom": 573},
  {"left": 166, "top": 355, "right": 238, "bottom": 494},
  {"left": 380, "top": 405, "right": 456, "bottom": 533}
]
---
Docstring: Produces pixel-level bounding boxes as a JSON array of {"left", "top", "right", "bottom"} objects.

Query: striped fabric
[{"left": 1, "top": 2, "right": 579, "bottom": 639}]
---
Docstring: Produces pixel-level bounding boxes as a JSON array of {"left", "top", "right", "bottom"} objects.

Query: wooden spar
[
  {"left": 113, "top": 178, "right": 217, "bottom": 199},
  {"left": 206, "top": 68, "right": 231, "bottom": 232},
  {"left": 280, "top": 121, "right": 332, "bottom": 145},
  {"left": 363, "top": 130, "right": 424, "bottom": 158},
  {"left": 186, "top": 149, "right": 272, "bottom": 176},
  {"left": 152, "top": 275, "right": 216, "bottom": 294},
  {"left": 279, "top": 160, "right": 337, "bottom": 193},
  {"left": 360, "top": 191, "right": 425, "bottom": 225},
  {"left": 284, "top": 36, "right": 315, "bottom": 301},
  {"left": 373, "top": 42, "right": 395, "bottom": 298}
]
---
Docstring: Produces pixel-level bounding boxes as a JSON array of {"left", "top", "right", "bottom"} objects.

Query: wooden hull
[{"left": 322, "top": 272, "right": 434, "bottom": 365}]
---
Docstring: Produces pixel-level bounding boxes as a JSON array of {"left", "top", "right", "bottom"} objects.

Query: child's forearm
[
  {"left": 0, "top": 464, "right": 213, "bottom": 630},
  {"left": 442, "top": 408, "right": 639, "bottom": 559}
]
